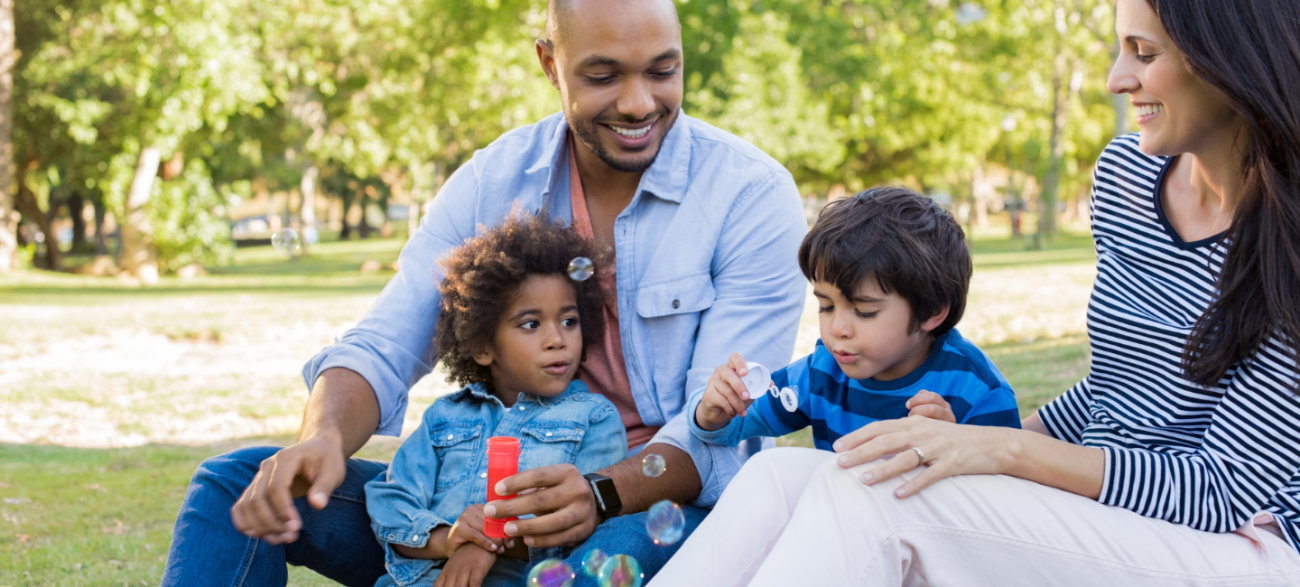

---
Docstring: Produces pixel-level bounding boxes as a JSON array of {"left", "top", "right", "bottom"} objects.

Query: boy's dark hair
[
  {"left": 434, "top": 211, "right": 606, "bottom": 386},
  {"left": 798, "top": 186, "right": 971, "bottom": 337}
]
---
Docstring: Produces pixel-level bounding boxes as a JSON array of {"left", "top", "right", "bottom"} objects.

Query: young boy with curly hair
[{"left": 364, "top": 211, "right": 628, "bottom": 587}]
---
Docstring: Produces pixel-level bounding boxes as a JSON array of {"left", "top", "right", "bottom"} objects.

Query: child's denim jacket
[{"left": 364, "top": 380, "right": 628, "bottom": 586}]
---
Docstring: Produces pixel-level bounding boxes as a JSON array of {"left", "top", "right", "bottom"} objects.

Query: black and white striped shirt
[{"left": 1038, "top": 134, "right": 1300, "bottom": 552}]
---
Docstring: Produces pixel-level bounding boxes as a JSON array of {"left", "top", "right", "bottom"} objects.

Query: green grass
[{"left": 1, "top": 229, "right": 1097, "bottom": 586}]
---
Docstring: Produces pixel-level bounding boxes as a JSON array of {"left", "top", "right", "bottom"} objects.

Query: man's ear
[
  {"left": 919, "top": 306, "right": 951, "bottom": 333},
  {"left": 473, "top": 345, "right": 495, "bottom": 367},
  {"left": 536, "top": 39, "right": 561, "bottom": 90}
]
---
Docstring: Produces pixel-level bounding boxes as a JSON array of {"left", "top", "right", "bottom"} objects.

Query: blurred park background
[{"left": 2, "top": 0, "right": 1121, "bottom": 584}]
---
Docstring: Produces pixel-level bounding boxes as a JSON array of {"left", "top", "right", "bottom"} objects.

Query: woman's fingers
[
  {"left": 893, "top": 461, "right": 954, "bottom": 498},
  {"left": 859, "top": 448, "right": 926, "bottom": 487}
]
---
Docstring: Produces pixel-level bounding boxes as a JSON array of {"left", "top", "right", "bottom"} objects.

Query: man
[{"left": 162, "top": 0, "right": 806, "bottom": 584}]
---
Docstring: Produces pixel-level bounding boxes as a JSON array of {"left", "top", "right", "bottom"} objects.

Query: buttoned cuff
[
  {"left": 372, "top": 514, "right": 451, "bottom": 586},
  {"left": 646, "top": 407, "right": 751, "bottom": 508}
]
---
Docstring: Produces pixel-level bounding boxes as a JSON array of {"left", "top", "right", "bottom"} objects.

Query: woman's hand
[{"left": 831, "top": 417, "right": 1016, "bottom": 498}]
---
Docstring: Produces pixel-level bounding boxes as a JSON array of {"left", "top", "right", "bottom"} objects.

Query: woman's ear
[
  {"left": 473, "top": 346, "right": 495, "bottom": 367},
  {"left": 920, "top": 306, "right": 951, "bottom": 333}
]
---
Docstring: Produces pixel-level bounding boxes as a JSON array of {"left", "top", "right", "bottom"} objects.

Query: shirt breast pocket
[
  {"left": 520, "top": 424, "right": 585, "bottom": 471},
  {"left": 429, "top": 424, "right": 483, "bottom": 493}
]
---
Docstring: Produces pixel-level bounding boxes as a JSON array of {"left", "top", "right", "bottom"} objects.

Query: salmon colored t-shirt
[{"left": 568, "top": 141, "right": 660, "bottom": 449}]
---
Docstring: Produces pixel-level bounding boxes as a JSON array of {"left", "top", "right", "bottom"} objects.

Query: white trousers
[{"left": 650, "top": 447, "right": 1300, "bottom": 587}]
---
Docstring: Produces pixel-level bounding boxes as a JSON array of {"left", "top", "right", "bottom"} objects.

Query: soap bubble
[
  {"left": 302, "top": 225, "right": 319, "bottom": 245},
  {"left": 598, "top": 554, "right": 643, "bottom": 587},
  {"left": 641, "top": 453, "right": 666, "bottom": 478},
  {"left": 779, "top": 386, "right": 799, "bottom": 412},
  {"left": 527, "top": 559, "right": 575, "bottom": 587},
  {"left": 581, "top": 549, "right": 608, "bottom": 578},
  {"left": 645, "top": 500, "right": 686, "bottom": 546},
  {"left": 271, "top": 228, "right": 301, "bottom": 256},
  {"left": 568, "top": 257, "right": 594, "bottom": 281}
]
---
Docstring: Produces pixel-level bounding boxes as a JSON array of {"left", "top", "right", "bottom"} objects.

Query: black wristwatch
[{"left": 583, "top": 473, "right": 622, "bottom": 520}]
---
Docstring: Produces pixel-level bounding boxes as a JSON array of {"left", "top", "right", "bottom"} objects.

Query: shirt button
[
  {"left": 480, "top": 472, "right": 488, "bottom": 478},
  {"left": 387, "top": 533, "right": 396, "bottom": 541},
  {"left": 518, "top": 405, "right": 526, "bottom": 411},
  {"left": 672, "top": 299, "right": 680, "bottom": 309},
  {"left": 447, "top": 434, "right": 455, "bottom": 440}
]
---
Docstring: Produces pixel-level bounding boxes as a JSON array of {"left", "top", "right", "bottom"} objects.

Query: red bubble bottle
[{"left": 484, "top": 436, "right": 520, "bottom": 539}]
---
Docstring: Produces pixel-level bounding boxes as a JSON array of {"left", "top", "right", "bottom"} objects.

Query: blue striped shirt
[
  {"left": 1039, "top": 134, "right": 1300, "bottom": 553},
  {"left": 688, "top": 328, "right": 1022, "bottom": 450}
]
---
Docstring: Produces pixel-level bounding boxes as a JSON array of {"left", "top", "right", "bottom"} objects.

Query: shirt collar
[
  {"left": 456, "top": 379, "right": 590, "bottom": 407},
  {"left": 524, "top": 111, "right": 693, "bottom": 205}
]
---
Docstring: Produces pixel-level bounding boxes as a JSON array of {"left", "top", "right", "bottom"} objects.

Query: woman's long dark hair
[{"left": 1146, "top": 0, "right": 1300, "bottom": 386}]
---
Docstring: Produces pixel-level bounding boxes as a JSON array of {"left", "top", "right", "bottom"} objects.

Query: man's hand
[
  {"left": 482, "top": 464, "right": 597, "bottom": 549},
  {"left": 433, "top": 543, "right": 498, "bottom": 587},
  {"left": 230, "top": 437, "right": 345, "bottom": 544},
  {"left": 695, "top": 353, "right": 762, "bottom": 431},
  {"left": 905, "top": 390, "right": 956, "bottom": 423},
  {"left": 446, "top": 504, "right": 509, "bottom": 555}
]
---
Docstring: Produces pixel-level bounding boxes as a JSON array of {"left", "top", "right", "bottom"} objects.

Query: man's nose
[{"left": 617, "top": 76, "right": 656, "bottom": 121}]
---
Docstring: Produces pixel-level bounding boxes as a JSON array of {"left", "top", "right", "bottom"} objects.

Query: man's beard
[{"left": 571, "top": 108, "right": 679, "bottom": 174}]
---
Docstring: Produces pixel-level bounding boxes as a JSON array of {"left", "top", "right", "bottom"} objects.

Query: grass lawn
[{"left": 1, "top": 230, "right": 1095, "bottom": 586}]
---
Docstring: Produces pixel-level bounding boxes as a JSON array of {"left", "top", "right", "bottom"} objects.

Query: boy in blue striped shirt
[{"left": 689, "top": 187, "right": 1020, "bottom": 452}]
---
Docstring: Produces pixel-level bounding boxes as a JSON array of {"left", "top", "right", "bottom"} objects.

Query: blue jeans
[{"left": 162, "top": 446, "right": 708, "bottom": 586}]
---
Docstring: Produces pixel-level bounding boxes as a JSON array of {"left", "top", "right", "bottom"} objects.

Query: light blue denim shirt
[
  {"left": 304, "top": 111, "right": 807, "bottom": 507},
  {"left": 365, "top": 380, "right": 627, "bottom": 586}
]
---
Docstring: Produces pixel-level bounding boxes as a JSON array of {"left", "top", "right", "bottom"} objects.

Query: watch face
[{"left": 588, "top": 475, "right": 622, "bottom": 516}]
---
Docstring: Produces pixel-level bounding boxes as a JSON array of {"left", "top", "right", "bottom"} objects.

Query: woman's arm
[
  {"left": 1021, "top": 411, "right": 1050, "bottom": 435},
  {"left": 833, "top": 418, "right": 1104, "bottom": 500}
]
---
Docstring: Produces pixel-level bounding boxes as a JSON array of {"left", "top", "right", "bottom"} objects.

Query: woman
[{"left": 649, "top": 0, "right": 1300, "bottom": 585}]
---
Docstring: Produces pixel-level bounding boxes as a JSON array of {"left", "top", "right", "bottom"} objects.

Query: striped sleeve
[
  {"left": 1098, "top": 337, "right": 1300, "bottom": 533},
  {"left": 1038, "top": 378, "right": 1095, "bottom": 444}
]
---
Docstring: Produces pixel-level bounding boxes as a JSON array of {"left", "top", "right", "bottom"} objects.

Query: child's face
[
  {"left": 474, "top": 274, "right": 585, "bottom": 401},
  {"left": 813, "top": 278, "right": 948, "bottom": 381}
]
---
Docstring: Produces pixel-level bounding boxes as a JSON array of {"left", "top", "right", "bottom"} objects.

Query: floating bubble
[
  {"left": 645, "top": 499, "right": 686, "bottom": 546},
  {"left": 568, "top": 257, "right": 594, "bottom": 281},
  {"left": 271, "top": 228, "right": 302, "bottom": 256},
  {"left": 581, "top": 549, "right": 609, "bottom": 578},
  {"left": 527, "top": 559, "right": 576, "bottom": 587},
  {"left": 302, "top": 225, "right": 319, "bottom": 245},
  {"left": 779, "top": 386, "right": 799, "bottom": 412},
  {"left": 641, "top": 453, "right": 666, "bottom": 478},
  {"left": 598, "top": 554, "right": 643, "bottom": 587}
]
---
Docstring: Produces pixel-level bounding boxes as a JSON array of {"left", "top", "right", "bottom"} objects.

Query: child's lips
[
  {"left": 831, "top": 350, "right": 858, "bottom": 364},
  {"left": 543, "top": 362, "right": 569, "bottom": 375}
]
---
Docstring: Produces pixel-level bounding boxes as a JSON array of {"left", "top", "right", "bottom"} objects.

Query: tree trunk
[
  {"left": 300, "top": 165, "right": 317, "bottom": 252},
  {"left": 69, "top": 192, "right": 87, "bottom": 252},
  {"left": 0, "top": 0, "right": 16, "bottom": 273},
  {"left": 92, "top": 197, "right": 108, "bottom": 255},
  {"left": 14, "top": 162, "right": 61, "bottom": 271},
  {"left": 1038, "top": 0, "right": 1071, "bottom": 245},
  {"left": 121, "top": 147, "right": 161, "bottom": 283}
]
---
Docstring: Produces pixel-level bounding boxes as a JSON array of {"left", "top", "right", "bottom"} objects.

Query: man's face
[{"left": 538, "top": 0, "right": 684, "bottom": 174}]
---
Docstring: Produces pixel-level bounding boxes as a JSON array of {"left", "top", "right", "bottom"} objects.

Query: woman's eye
[{"left": 1136, "top": 53, "right": 1156, "bottom": 63}]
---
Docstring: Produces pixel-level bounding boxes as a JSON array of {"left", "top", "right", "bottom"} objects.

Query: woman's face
[{"left": 1108, "top": 0, "right": 1241, "bottom": 157}]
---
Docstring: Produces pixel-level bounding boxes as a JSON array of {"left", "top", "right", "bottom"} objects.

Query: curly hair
[{"left": 434, "top": 210, "right": 607, "bottom": 387}]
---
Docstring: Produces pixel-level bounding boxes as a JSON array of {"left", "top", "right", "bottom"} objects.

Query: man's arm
[{"left": 230, "top": 368, "right": 379, "bottom": 544}]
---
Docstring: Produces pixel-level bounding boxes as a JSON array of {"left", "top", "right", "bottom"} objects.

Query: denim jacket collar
[
  {"left": 445, "top": 379, "right": 592, "bottom": 408},
  {"left": 526, "top": 111, "right": 693, "bottom": 206}
]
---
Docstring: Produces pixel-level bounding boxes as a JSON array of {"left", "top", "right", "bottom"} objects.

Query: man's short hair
[
  {"left": 798, "top": 186, "right": 972, "bottom": 336},
  {"left": 545, "top": 0, "right": 678, "bottom": 47}
]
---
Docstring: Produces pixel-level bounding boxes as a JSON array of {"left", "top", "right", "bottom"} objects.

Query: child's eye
[
  {"left": 817, "top": 306, "right": 833, "bottom": 314},
  {"left": 520, "top": 320, "right": 540, "bottom": 330},
  {"left": 854, "top": 310, "right": 879, "bottom": 319},
  {"left": 562, "top": 317, "right": 579, "bottom": 328}
]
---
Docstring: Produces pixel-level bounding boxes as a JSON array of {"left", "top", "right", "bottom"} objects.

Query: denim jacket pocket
[
  {"left": 519, "top": 424, "right": 585, "bottom": 471},
  {"left": 429, "top": 423, "right": 483, "bottom": 493}
]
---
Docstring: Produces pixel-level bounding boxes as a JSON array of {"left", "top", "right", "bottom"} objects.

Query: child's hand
[
  {"left": 445, "top": 504, "right": 508, "bottom": 555},
  {"left": 906, "top": 390, "right": 956, "bottom": 423},
  {"left": 433, "top": 543, "right": 497, "bottom": 587},
  {"left": 695, "top": 353, "right": 765, "bottom": 432}
]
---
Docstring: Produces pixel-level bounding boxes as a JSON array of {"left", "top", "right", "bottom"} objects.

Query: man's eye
[
  {"left": 653, "top": 68, "right": 678, "bottom": 78},
  {"left": 585, "top": 75, "right": 615, "bottom": 84}
]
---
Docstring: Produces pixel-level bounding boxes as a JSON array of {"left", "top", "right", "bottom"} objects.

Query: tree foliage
[{"left": 5, "top": 0, "right": 1124, "bottom": 273}]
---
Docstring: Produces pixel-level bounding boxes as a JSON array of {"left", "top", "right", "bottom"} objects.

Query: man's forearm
[
  {"left": 300, "top": 367, "right": 381, "bottom": 458},
  {"left": 599, "top": 444, "right": 701, "bottom": 515}
]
